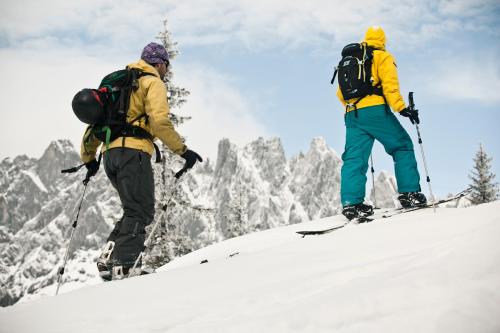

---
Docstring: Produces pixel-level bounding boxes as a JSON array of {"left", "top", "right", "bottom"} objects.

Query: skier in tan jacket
[{"left": 81, "top": 42, "right": 202, "bottom": 280}]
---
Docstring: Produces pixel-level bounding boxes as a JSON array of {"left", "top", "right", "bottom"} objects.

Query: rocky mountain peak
[
  {"left": 244, "top": 137, "right": 287, "bottom": 187},
  {"left": 213, "top": 138, "right": 238, "bottom": 181},
  {"left": 370, "top": 170, "right": 398, "bottom": 208},
  {"left": 309, "top": 136, "right": 328, "bottom": 152},
  {"left": 37, "top": 140, "right": 80, "bottom": 190}
]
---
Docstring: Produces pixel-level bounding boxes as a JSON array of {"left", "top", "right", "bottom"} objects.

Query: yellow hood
[
  {"left": 337, "top": 26, "right": 406, "bottom": 113},
  {"left": 363, "top": 26, "right": 386, "bottom": 50}
]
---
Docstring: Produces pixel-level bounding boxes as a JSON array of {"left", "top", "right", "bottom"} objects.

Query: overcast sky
[{"left": 0, "top": 0, "right": 499, "bottom": 196}]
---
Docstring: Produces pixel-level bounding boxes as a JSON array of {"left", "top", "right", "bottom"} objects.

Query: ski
[
  {"left": 374, "top": 187, "right": 471, "bottom": 217},
  {"left": 296, "top": 188, "right": 470, "bottom": 237},
  {"left": 296, "top": 224, "right": 345, "bottom": 237},
  {"left": 381, "top": 188, "right": 471, "bottom": 219},
  {"left": 296, "top": 216, "right": 373, "bottom": 237}
]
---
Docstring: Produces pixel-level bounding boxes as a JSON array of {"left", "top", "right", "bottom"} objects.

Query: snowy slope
[{"left": 1, "top": 201, "right": 499, "bottom": 333}]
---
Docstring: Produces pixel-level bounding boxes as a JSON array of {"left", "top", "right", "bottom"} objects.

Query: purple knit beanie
[{"left": 141, "top": 42, "right": 169, "bottom": 65}]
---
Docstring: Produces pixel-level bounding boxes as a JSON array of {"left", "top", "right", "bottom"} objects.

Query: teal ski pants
[{"left": 341, "top": 104, "right": 421, "bottom": 207}]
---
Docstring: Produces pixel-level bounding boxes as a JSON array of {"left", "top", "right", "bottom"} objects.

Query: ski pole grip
[
  {"left": 330, "top": 67, "right": 338, "bottom": 85},
  {"left": 83, "top": 171, "right": 94, "bottom": 185},
  {"left": 408, "top": 92, "right": 415, "bottom": 110}
]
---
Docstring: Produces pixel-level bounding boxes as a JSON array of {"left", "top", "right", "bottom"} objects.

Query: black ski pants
[{"left": 103, "top": 147, "right": 155, "bottom": 267}]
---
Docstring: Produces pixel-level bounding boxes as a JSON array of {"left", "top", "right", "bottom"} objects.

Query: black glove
[
  {"left": 84, "top": 159, "right": 99, "bottom": 179},
  {"left": 399, "top": 107, "right": 420, "bottom": 124},
  {"left": 175, "top": 149, "right": 203, "bottom": 178}
]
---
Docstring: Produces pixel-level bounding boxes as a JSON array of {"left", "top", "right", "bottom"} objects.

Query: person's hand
[
  {"left": 399, "top": 107, "right": 420, "bottom": 124},
  {"left": 175, "top": 149, "right": 203, "bottom": 178},
  {"left": 84, "top": 159, "right": 99, "bottom": 179}
]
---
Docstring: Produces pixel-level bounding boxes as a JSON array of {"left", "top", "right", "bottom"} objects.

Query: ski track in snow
[{"left": 1, "top": 202, "right": 500, "bottom": 333}]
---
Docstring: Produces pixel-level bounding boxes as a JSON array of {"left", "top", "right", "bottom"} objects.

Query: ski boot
[
  {"left": 342, "top": 203, "right": 374, "bottom": 221},
  {"left": 111, "top": 265, "right": 148, "bottom": 280},
  {"left": 398, "top": 192, "right": 427, "bottom": 209},
  {"left": 111, "top": 266, "right": 129, "bottom": 280},
  {"left": 97, "top": 241, "right": 115, "bottom": 282}
]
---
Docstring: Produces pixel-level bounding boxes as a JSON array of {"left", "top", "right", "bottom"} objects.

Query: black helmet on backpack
[
  {"left": 71, "top": 68, "right": 161, "bottom": 162},
  {"left": 72, "top": 88, "right": 105, "bottom": 124}
]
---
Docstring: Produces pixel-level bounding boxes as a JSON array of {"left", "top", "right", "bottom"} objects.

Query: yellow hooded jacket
[
  {"left": 80, "top": 60, "right": 187, "bottom": 163},
  {"left": 337, "top": 26, "right": 406, "bottom": 113}
]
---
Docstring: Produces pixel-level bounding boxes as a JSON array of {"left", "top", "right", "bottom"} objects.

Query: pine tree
[
  {"left": 157, "top": 19, "right": 190, "bottom": 124},
  {"left": 224, "top": 179, "right": 249, "bottom": 238},
  {"left": 143, "top": 19, "right": 195, "bottom": 269},
  {"left": 468, "top": 144, "right": 499, "bottom": 205}
]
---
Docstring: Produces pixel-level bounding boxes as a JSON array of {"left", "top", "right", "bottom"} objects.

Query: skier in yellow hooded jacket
[
  {"left": 336, "top": 26, "right": 426, "bottom": 220},
  {"left": 80, "top": 42, "right": 202, "bottom": 280}
]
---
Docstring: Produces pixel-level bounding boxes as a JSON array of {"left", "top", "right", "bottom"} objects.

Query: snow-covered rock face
[
  {"left": 0, "top": 136, "right": 394, "bottom": 306},
  {"left": 210, "top": 136, "right": 342, "bottom": 235},
  {"left": 0, "top": 140, "right": 119, "bottom": 306},
  {"left": 289, "top": 137, "right": 342, "bottom": 220},
  {"left": 37, "top": 140, "right": 80, "bottom": 190},
  {"left": 370, "top": 170, "right": 399, "bottom": 208},
  {"left": 211, "top": 137, "right": 291, "bottom": 233}
]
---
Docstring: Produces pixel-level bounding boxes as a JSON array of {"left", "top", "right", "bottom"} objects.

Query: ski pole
[
  {"left": 370, "top": 154, "right": 377, "bottom": 208},
  {"left": 409, "top": 92, "right": 436, "bottom": 212},
  {"left": 55, "top": 179, "right": 89, "bottom": 295},
  {"left": 129, "top": 174, "right": 181, "bottom": 277}
]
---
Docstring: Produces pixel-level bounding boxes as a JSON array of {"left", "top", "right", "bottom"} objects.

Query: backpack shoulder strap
[{"left": 364, "top": 46, "right": 384, "bottom": 97}]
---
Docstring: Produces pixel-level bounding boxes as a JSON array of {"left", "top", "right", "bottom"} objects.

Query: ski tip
[
  {"left": 296, "top": 224, "right": 345, "bottom": 236},
  {"left": 296, "top": 230, "right": 324, "bottom": 236}
]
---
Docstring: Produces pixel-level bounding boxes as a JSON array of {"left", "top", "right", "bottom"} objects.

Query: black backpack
[
  {"left": 331, "top": 43, "right": 384, "bottom": 112},
  {"left": 72, "top": 68, "right": 156, "bottom": 149}
]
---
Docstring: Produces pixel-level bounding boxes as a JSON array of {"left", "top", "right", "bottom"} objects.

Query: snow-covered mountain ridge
[
  {"left": 1, "top": 136, "right": 401, "bottom": 306},
  {"left": 1, "top": 201, "right": 499, "bottom": 333}
]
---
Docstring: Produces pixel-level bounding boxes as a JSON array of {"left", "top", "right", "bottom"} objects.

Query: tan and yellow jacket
[
  {"left": 337, "top": 26, "right": 406, "bottom": 113},
  {"left": 80, "top": 60, "right": 186, "bottom": 163}
]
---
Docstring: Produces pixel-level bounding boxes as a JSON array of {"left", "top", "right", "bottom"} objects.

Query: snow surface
[{"left": 1, "top": 201, "right": 500, "bottom": 333}]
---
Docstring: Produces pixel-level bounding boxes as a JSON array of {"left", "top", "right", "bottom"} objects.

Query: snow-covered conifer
[
  {"left": 469, "top": 144, "right": 498, "bottom": 205},
  {"left": 145, "top": 20, "right": 195, "bottom": 269},
  {"left": 224, "top": 179, "right": 249, "bottom": 238}
]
